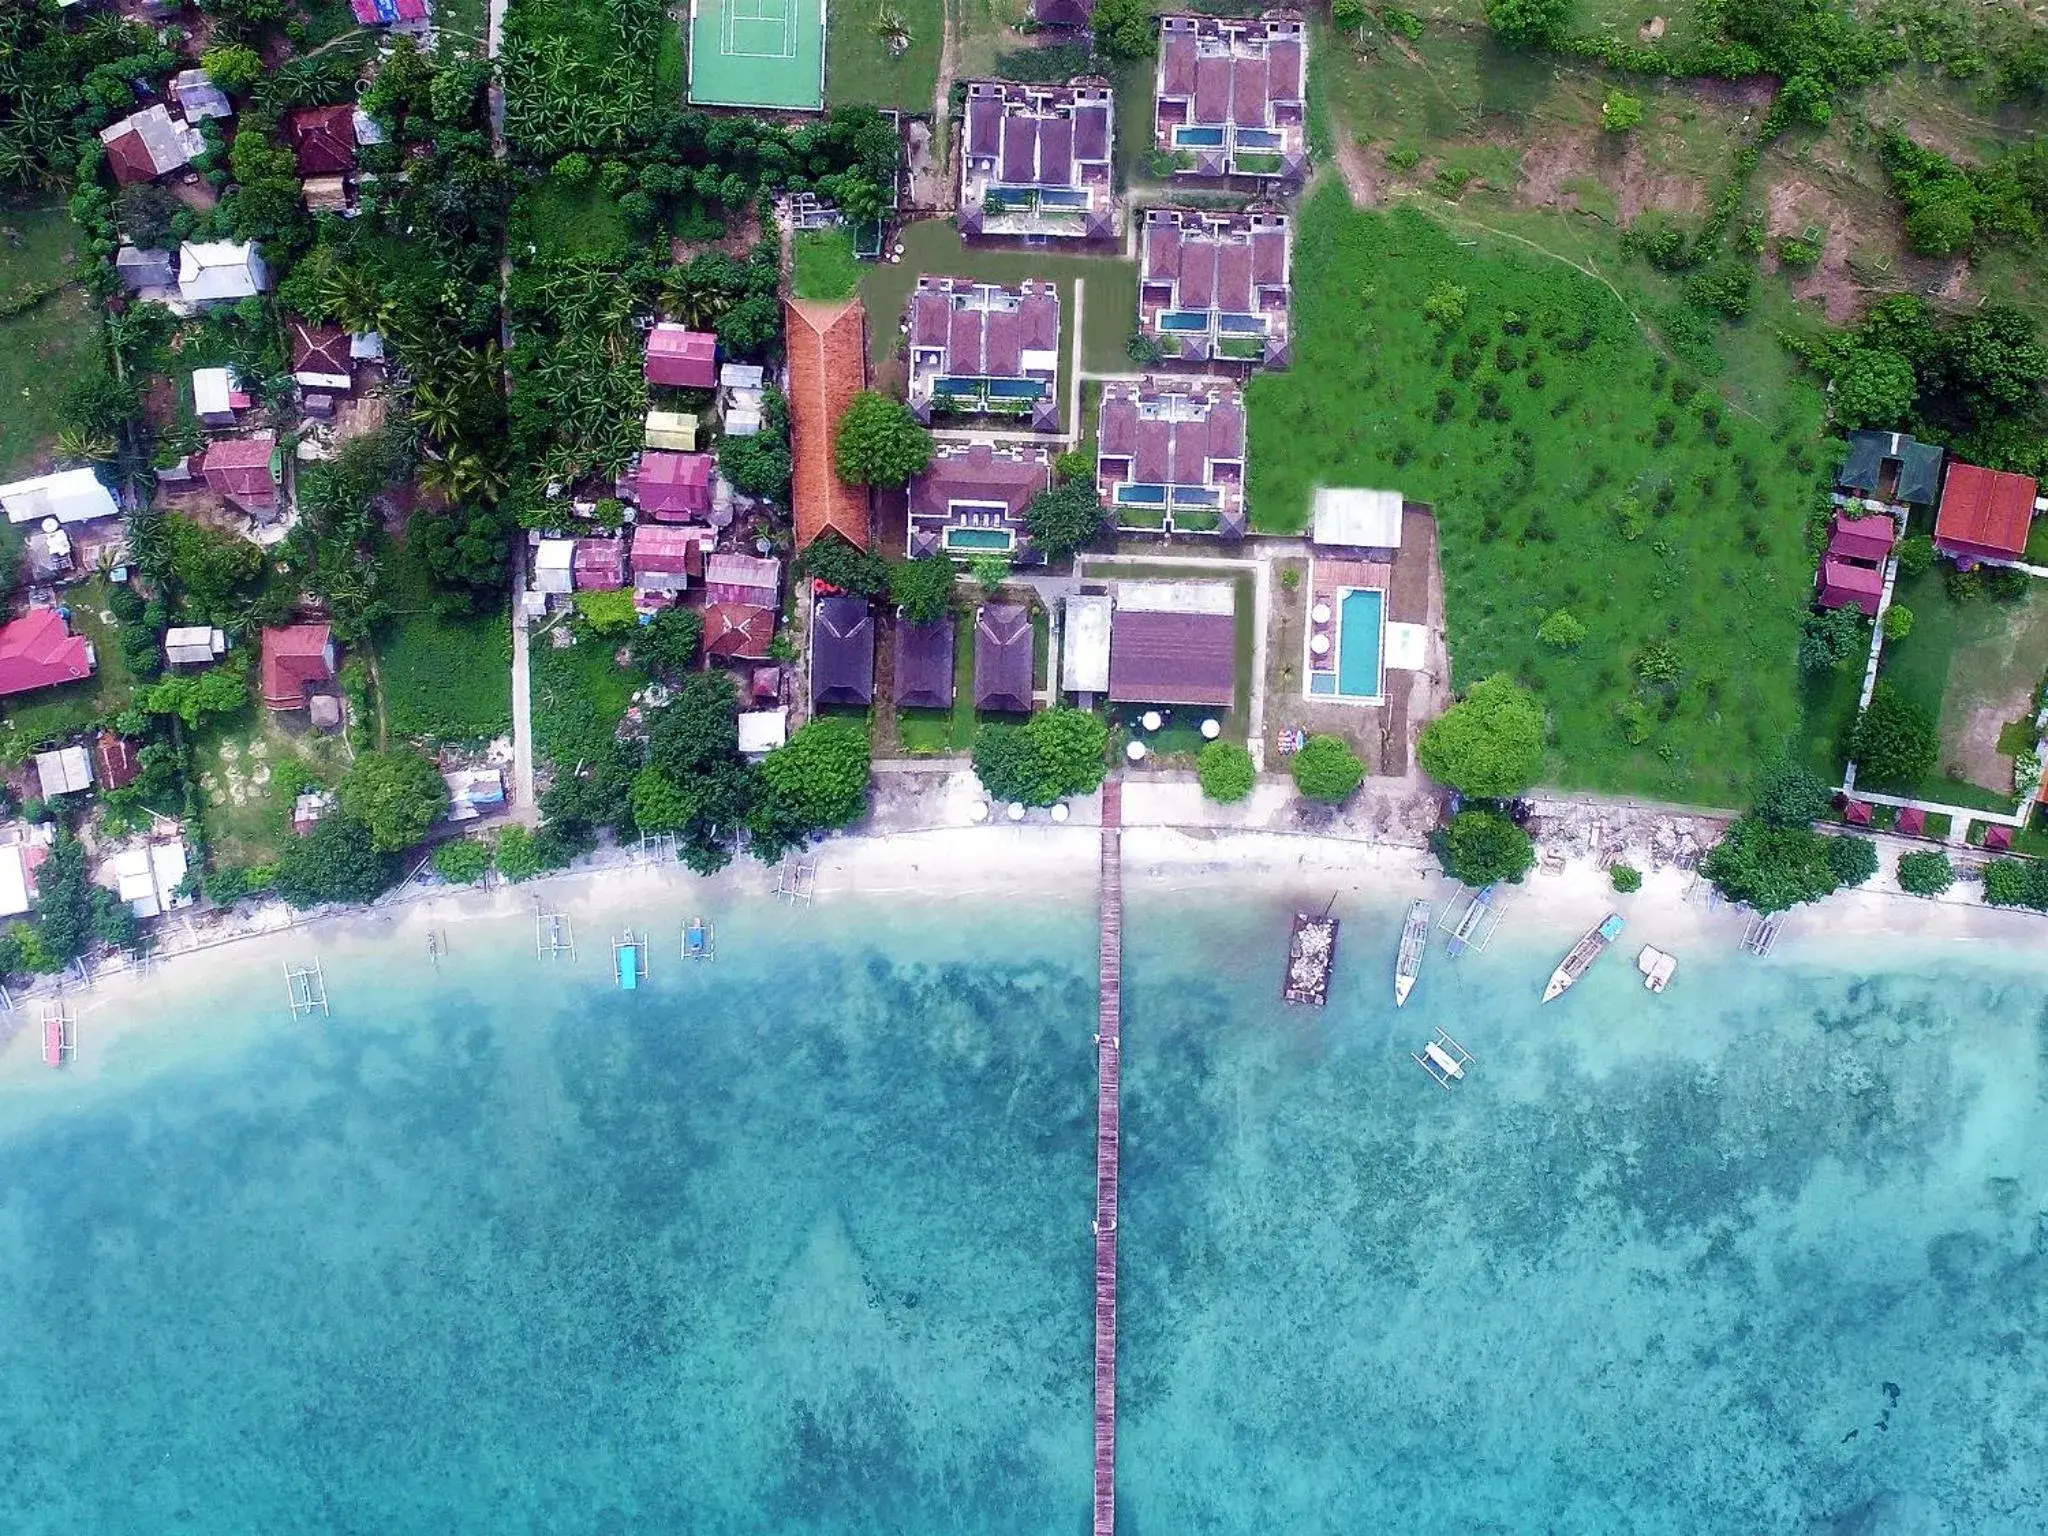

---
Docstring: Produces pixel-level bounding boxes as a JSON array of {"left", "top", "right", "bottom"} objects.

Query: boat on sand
[{"left": 1394, "top": 900, "right": 1430, "bottom": 1007}]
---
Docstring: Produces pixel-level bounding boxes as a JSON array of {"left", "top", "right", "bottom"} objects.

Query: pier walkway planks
[{"left": 1094, "top": 776, "right": 1123, "bottom": 1536}]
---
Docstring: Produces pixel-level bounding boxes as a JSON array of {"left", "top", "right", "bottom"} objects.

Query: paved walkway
[{"left": 508, "top": 544, "right": 536, "bottom": 821}]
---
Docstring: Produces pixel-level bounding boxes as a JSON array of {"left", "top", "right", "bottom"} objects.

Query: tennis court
[{"left": 688, "top": 0, "right": 826, "bottom": 111}]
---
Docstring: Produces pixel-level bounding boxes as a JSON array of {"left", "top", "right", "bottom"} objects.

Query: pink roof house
[
  {"left": 572, "top": 539, "right": 626, "bottom": 590},
  {"left": 631, "top": 525, "right": 706, "bottom": 600},
  {"left": 645, "top": 325, "right": 718, "bottom": 389},
  {"left": 633, "top": 451, "right": 714, "bottom": 521},
  {"left": 199, "top": 435, "right": 280, "bottom": 513},
  {"left": 704, "top": 552, "right": 780, "bottom": 608}
]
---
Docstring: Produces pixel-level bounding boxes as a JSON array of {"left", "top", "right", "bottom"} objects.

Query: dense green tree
[
  {"left": 200, "top": 44, "right": 265, "bottom": 94},
  {"left": 166, "top": 515, "right": 266, "bottom": 623},
  {"left": 1832, "top": 348, "right": 1917, "bottom": 428},
  {"left": 718, "top": 426, "right": 791, "bottom": 500},
  {"left": 1751, "top": 759, "right": 1831, "bottom": 828},
  {"left": 648, "top": 672, "right": 742, "bottom": 780},
  {"left": 411, "top": 502, "right": 513, "bottom": 607},
  {"left": 1798, "top": 606, "right": 1867, "bottom": 672},
  {"left": 32, "top": 836, "right": 95, "bottom": 967},
  {"left": 757, "top": 717, "right": 872, "bottom": 831},
  {"left": 1023, "top": 480, "right": 1106, "bottom": 562},
  {"left": 1291, "top": 735, "right": 1367, "bottom": 803},
  {"left": 1979, "top": 858, "right": 2048, "bottom": 909},
  {"left": 1434, "top": 809, "right": 1536, "bottom": 887},
  {"left": 1537, "top": 610, "right": 1586, "bottom": 650},
  {"left": 339, "top": 748, "right": 450, "bottom": 854},
  {"left": 1417, "top": 674, "right": 1547, "bottom": 797},
  {"left": 633, "top": 605, "right": 704, "bottom": 678},
  {"left": 1091, "top": 0, "right": 1157, "bottom": 60},
  {"left": 833, "top": 391, "right": 933, "bottom": 488},
  {"left": 274, "top": 816, "right": 397, "bottom": 908},
  {"left": 494, "top": 823, "right": 543, "bottom": 882},
  {"left": 890, "top": 556, "right": 957, "bottom": 624},
  {"left": 1848, "top": 683, "right": 1938, "bottom": 787},
  {"left": 1601, "top": 90, "right": 1643, "bottom": 133},
  {"left": 796, "top": 533, "right": 890, "bottom": 596},
  {"left": 1196, "top": 740, "right": 1256, "bottom": 803},
  {"left": 1609, "top": 864, "right": 1642, "bottom": 893},
  {"left": 1485, "top": 0, "right": 1571, "bottom": 49},
  {"left": 972, "top": 709, "right": 1108, "bottom": 805},
  {"left": 1699, "top": 818, "right": 1842, "bottom": 913},
  {"left": 1825, "top": 833, "right": 1879, "bottom": 886},
  {"left": 140, "top": 655, "right": 252, "bottom": 728},
  {"left": 431, "top": 838, "right": 493, "bottom": 885},
  {"left": 1896, "top": 849, "right": 1954, "bottom": 896}
]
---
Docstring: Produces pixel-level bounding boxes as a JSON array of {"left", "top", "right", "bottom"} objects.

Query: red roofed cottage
[
  {"left": 261, "top": 624, "right": 336, "bottom": 710},
  {"left": 1934, "top": 462, "right": 2038, "bottom": 565},
  {"left": 0, "top": 609, "right": 96, "bottom": 698}
]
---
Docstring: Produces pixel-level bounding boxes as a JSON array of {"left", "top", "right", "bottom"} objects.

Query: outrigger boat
[
  {"left": 1413, "top": 1027, "right": 1474, "bottom": 1089},
  {"left": 1637, "top": 945, "right": 1677, "bottom": 993},
  {"left": 684, "top": 916, "right": 714, "bottom": 961},
  {"left": 613, "top": 929, "right": 647, "bottom": 991},
  {"left": 1541, "top": 912, "right": 1625, "bottom": 1003},
  {"left": 1393, "top": 899, "right": 1430, "bottom": 1008}
]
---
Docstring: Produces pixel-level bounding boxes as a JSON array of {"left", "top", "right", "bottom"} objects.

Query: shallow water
[{"left": 1, "top": 885, "right": 2044, "bottom": 1533}]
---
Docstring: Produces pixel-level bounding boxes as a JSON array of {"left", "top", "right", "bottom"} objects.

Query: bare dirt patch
[
  {"left": 1691, "top": 75, "right": 1779, "bottom": 112},
  {"left": 1614, "top": 137, "right": 1707, "bottom": 222},
  {"left": 1951, "top": 702, "right": 2021, "bottom": 795},
  {"left": 1516, "top": 127, "right": 1602, "bottom": 210},
  {"left": 1764, "top": 175, "right": 1873, "bottom": 324},
  {"left": 1334, "top": 136, "right": 1390, "bottom": 208}
]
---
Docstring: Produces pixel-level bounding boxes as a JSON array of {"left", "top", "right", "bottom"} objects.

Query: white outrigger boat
[
  {"left": 1413, "top": 1027, "right": 1474, "bottom": 1089},
  {"left": 1393, "top": 899, "right": 1430, "bottom": 1008},
  {"left": 1541, "top": 913, "right": 1625, "bottom": 1003},
  {"left": 1637, "top": 945, "right": 1677, "bottom": 993}
]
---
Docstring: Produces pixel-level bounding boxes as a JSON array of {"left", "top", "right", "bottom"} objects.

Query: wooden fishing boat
[
  {"left": 1541, "top": 913, "right": 1625, "bottom": 1003},
  {"left": 684, "top": 916, "right": 714, "bottom": 961},
  {"left": 1393, "top": 899, "right": 1430, "bottom": 1008}
]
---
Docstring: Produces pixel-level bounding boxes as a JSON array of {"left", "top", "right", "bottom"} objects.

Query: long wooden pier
[{"left": 1094, "top": 776, "right": 1123, "bottom": 1536}]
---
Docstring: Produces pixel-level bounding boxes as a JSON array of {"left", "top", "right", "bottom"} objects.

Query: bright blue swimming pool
[
  {"left": 1159, "top": 311, "right": 1209, "bottom": 332},
  {"left": 1337, "top": 587, "right": 1384, "bottom": 698}
]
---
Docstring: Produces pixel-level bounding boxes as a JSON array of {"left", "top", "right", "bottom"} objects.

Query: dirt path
[{"left": 925, "top": 0, "right": 960, "bottom": 207}]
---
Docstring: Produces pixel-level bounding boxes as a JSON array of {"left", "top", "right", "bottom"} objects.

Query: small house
[
  {"left": 1934, "top": 461, "right": 2039, "bottom": 566},
  {"left": 1153, "top": 14, "right": 1308, "bottom": 182},
  {"left": 704, "top": 552, "right": 780, "bottom": 609},
  {"left": 99, "top": 840, "right": 192, "bottom": 920},
  {"left": 261, "top": 623, "right": 336, "bottom": 711},
  {"left": 630, "top": 524, "right": 705, "bottom": 601},
  {"left": 175, "top": 240, "right": 270, "bottom": 311},
  {"left": 0, "top": 841, "right": 36, "bottom": 920},
  {"left": 973, "top": 603, "right": 1033, "bottom": 714},
  {"left": 644, "top": 409, "right": 698, "bottom": 452},
  {"left": 572, "top": 539, "right": 626, "bottom": 591},
  {"left": 199, "top": 434, "right": 280, "bottom": 513},
  {"left": 645, "top": 324, "right": 718, "bottom": 390},
  {"left": 1837, "top": 430, "right": 1943, "bottom": 507},
  {"left": 22, "top": 527, "right": 72, "bottom": 585},
  {"left": 533, "top": 538, "right": 574, "bottom": 597},
  {"left": 286, "top": 105, "right": 358, "bottom": 177},
  {"left": 191, "top": 365, "right": 245, "bottom": 427},
  {"left": 94, "top": 732, "right": 142, "bottom": 791},
  {"left": 0, "top": 468, "right": 118, "bottom": 526},
  {"left": 958, "top": 80, "right": 1117, "bottom": 241},
  {"left": 721, "top": 363, "right": 766, "bottom": 437},
  {"left": 34, "top": 745, "right": 94, "bottom": 798},
  {"left": 811, "top": 594, "right": 874, "bottom": 708},
  {"left": 632, "top": 451, "right": 714, "bottom": 521},
  {"left": 894, "top": 616, "right": 956, "bottom": 711},
  {"left": 704, "top": 602, "right": 776, "bottom": 662},
  {"left": 115, "top": 244, "right": 176, "bottom": 296},
  {"left": 98, "top": 105, "right": 205, "bottom": 185},
  {"left": 289, "top": 319, "right": 354, "bottom": 393},
  {"left": 170, "top": 68, "right": 233, "bottom": 123},
  {"left": 1817, "top": 512, "right": 1894, "bottom": 615},
  {"left": 1032, "top": 0, "right": 1094, "bottom": 28},
  {"left": 0, "top": 609, "right": 96, "bottom": 698},
  {"left": 164, "top": 625, "right": 226, "bottom": 667},
  {"left": 442, "top": 767, "right": 507, "bottom": 823},
  {"left": 1107, "top": 580, "right": 1235, "bottom": 707}
]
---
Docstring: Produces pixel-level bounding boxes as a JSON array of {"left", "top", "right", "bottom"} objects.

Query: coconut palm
[{"left": 56, "top": 428, "right": 116, "bottom": 464}]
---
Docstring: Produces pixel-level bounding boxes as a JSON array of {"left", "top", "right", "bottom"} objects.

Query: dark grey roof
[
  {"left": 115, "top": 245, "right": 175, "bottom": 290},
  {"left": 812, "top": 595, "right": 874, "bottom": 707},
  {"left": 1107, "top": 610, "right": 1235, "bottom": 706},
  {"left": 893, "top": 616, "right": 955, "bottom": 711},
  {"left": 1838, "top": 430, "right": 1945, "bottom": 505},
  {"left": 974, "top": 603, "right": 1033, "bottom": 713}
]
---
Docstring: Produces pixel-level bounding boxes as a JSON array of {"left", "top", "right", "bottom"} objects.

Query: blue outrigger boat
[
  {"left": 613, "top": 929, "right": 646, "bottom": 990},
  {"left": 684, "top": 916, "right": 714, "bottom": 961}
]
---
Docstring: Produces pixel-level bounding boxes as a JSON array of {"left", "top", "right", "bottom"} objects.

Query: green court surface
[{"left": 688, "top": 0, "right": 825, "bottom": 110}]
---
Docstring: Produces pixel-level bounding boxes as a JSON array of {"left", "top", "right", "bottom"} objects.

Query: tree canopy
[
  {"left": 797, "top": 533, "right": 890, "bottom": 596},
  {"left": 833, "top": 391, "right": 933, "bottom": 488},
  {"left": 1848, "top": 683, "right": 1938, "bottom": 788},
  {"left": 972, "top": 709, "right": 1108, "bottom": 806},
  {"left": 1091, "top": 0, "right": 1157, "bottom": 60},
  {"left": 1484, "top": 0, "right": 1571, "bottom": 48},
  {"left": 1896, "top": 849, "right": 1954, "bottom": 896},
  {"left": 633, "top": 605, "right": 704, "bottom": 678},
  {"left": 757, "top": 717, "right": 872, "bottom": 832},
  {"left": 274, "top": 815, "right": 398, "bottom": 908},
  {"left": 1291, "top": 735, "right": 1366, "bottom": 803},
  {"left": 1434, "top": 809, "right": 1536, "bottom": 887},
  {"left": 1022, "top": 480, "right": 1105, "bottom": 562},
  {"left": 1417, "top": 673, "right": 1547, "bottom": 797},
  {"left": 890, "top": 556, "right": 957, "bottom": 625},
  {"left": 338, "top": 748, "right": 450, "bottom": 854},
  {"left": 1197, "top": 740, "right": 1256, "bottom": 803},
  {"left": 1699, "top": 817, "right": 1850, "bottom": 913}
]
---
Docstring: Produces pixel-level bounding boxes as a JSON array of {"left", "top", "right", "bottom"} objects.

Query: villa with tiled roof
[
  {"left": 1153, "top": 13, "right": 1308, "bottom": 183},
  {"left": 958, "top": 80, "right": 1117, "bottom": 241},
  {"left": 1096, "top": 378, "right": 1246, "bottom": 538},
  {"left": 906, "top": 277, "right": 1061, "bottom": 428},
  {"left": 1137, "top": 207, "right": 1291, "bottom": 368}
]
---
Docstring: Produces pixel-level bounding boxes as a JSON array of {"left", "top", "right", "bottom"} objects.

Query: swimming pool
[
  {"left": 1173, "top": 126, "right": 1225, "bottom": 147},
  {"left": 1338, "top": 587, "right": 1384, "bottom": 698},
  {"left": 944, "top": 526, "right": 1015, "bottom": 553}
]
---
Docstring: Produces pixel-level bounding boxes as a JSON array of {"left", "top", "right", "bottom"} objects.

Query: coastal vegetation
[
  {"left": 1700, "top": 819, "right": 1878, "bottom": 912},
  {"left": 1434, "top": 808, "right": 1536, "bottom": 888},
  {"left": 1290, "top": 736, "right": 1367, "bottom": 804},
  {"left": 1417, "top": 674, "right": 1546, "bottom": 799},
  {"left": 1896, "top": 848, "right": 1955, "bottom": 896},
  {"left": 1197, "top": 742, "right": 1256, "bottom": 804},
  {"left": 973, "top": 709, "right": 1110, "bottom": 807}
]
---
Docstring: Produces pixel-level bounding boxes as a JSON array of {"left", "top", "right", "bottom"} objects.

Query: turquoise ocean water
[{"left": 1, "top": 880, "right": 2044, "bottom": 1533}]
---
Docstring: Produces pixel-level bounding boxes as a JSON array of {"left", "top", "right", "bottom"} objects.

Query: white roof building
[
  {"left": 165, "top": 625, "right": 226, "bottom": 666},
  {"left": 1311, "top": 487, "right": 1404, "bottom": 550},
  {"left": 192, "top": 365, "right": 237, "bottom": 421},
  {"left": 99, "top": 841, "right": 193, "bottom": 920},
  {"left": 0, "top": 468, "right": 118, "bottom": 526},
  {"left": 533, "top": 538, "right": 574, "bottom": 596},
  {"left": 737, "top": 707, "right": 788, "bottom": 758},
  {"left": 99, "top": 104, "right": 205, "bottom": 179},
  {"left": 34, "top": 746, "right": 93, "bottom": 798},
  {"left": 171, "top": 68, "right": 233, "bottom": 121},
  {"left": 1064, "top": 593, "right": 1112, "bottom": 696},
  {"left": 0, "top": 843, "right": 31, "bottom": 919},
  {"left": 176, "top": 240, "right": 270, "bottom": 310}
]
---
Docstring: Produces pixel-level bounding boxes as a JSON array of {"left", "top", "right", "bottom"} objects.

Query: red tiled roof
[
  {"left": 645, "top": 325, "right": 718, "bottom": 389},
  {"left": 0, "top": 609, "right": 94, "bottom": 698},
  {"left": 261, "top": 623, "right": 334, "bottom": 709},
  {"left": 1843, "top": 800, "right": 1872, "bottom": 826},
  {"left": 289, "top": 318, "right": 353, "bottom": 381},
  {"left": 1817, "top": 557, "right": 1884, "bottom": 615},
  {"left": 1985, "top": 823, "right": 2014, "bottom": 852},
  {"left": 287, "top": 105, "right": 357, "bottom": 177},
  {"left": 634, "top": 451, "right": 713, "bottom": 520},
  {"left": 200, "top": 435, "right": 278, "bottom": 510},
  {"left": 1896, "top": 806, "right": 1926, "bottom": 835},
  {"left": 1935, "top": 461, "right": 2038, "bottom": 561},
  {"left": 102, "top": 129, "right": 159, "bottom": 187},
  {"left": 785, "top": 298, "right": 871, "bottom": 552},
  {"left": 705, "top": 602, "right": 776, "bottom": 661},
  {"left": 1827, "top": 512, "right": 1894, "bottom": 564}
]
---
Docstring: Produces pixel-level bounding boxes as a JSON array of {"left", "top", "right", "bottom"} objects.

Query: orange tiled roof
[{"left": 784, "top": 297, "right": 871, "bottom": 552}]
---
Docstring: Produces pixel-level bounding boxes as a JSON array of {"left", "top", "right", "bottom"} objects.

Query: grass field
[
  {"left": 825, "top": 0, "right": 941, "bottom": 111},
  {"left": 1249, "top": 187, "right": 1826, "bottom": 803},
  {"left": 531, "top": 620, "right": 645, "bottom": 770},
  {"left": 895, "top": 612, "right": 979, "bottom": 755},
  {"left": 0, "top": 200, "right": 94, "bottom": 480},
  {"left": 513, "top": 176, "right": 633, "bottom": 260},
  {"left": 376, "top": 543, "right": 512, "bottom": 746},
  {"left": 793, "top": 229, "right": 861, "bottom": 301},
  {"left": 193, "top": 698, "right": 357, "bottom": 869},
  {"left": 858, "top": 219, "right": 1139, "bottom": 380}
]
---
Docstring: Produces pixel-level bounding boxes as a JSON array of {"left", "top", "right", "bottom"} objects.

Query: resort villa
[
  {"left": 1153, "top": 13, "right": 1308, "bottom": 183},
  {"left": 957, "top": 79, "right": 1117, "bottom": 241},
  {"left": 894, "top": 616, "right": 957, "bottom": 712},
  {"left": 907, "top": 442, "right": 1053, "bottom": 560},
  {"left": 1816, "top": 512, "right": 1896, "bottom": 615},
  {"left": 1106, "top": 580, "right": 1236, "bottom": 709},
  {"left": 1096, "top": 377, "right": 1246, "bottom": 538},
  {"left": 812, "top": 594, "right": 875, "bottom": 709},
  {"left": 974, "top": 603, "right": 1034, "bottom": 714},
  {"left": 1305, "top": 488, "right": 1431, "bottom": 705},
  {"left": 1933, "top": 461, "right": 2042, "bottom": 567},
  {"left": 1137, "top": 207, "right": 1292, "bottom": 367},
  {"left": 906, "top": 277, "right": 1061, "bottom": 428},
  {"left": 786, "top": 297, "right": 872, "bottom": 552}
]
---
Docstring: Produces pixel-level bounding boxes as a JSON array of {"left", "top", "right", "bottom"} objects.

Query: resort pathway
[
  {"left": 509, "top": 541, "right": 537, "bottom": 822},
  {"left": 1094, "top": 776, "right": 1124, "bottom": 1536}
]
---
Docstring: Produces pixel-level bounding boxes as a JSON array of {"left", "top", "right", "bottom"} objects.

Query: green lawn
[
  {"left": 192, "top": 687, "right": 357, "bottom": 869},
  {"left": 826, "top": 0, "right": 942, "bottom": 111},
  {"left": 793, "top": 229, "right": 861, "bottom": 302},
  {"left": 1248, "top": 187, "right": 1826, "bottom": 805},
  {"left": 513, "top": 176, "right": 632, "bottom": 261},
  {"left": 896, "top": 611, "right": 979, "bottom": 755},
  {"left": 531, "top": 621, "right": 645, "bottom": 770},
  {"left": 376, "top": 543, "right": 512, "bottom": 746},
  {"left": 0, "top": 199, "right": 94, "bottom": 480},
  {"left": 858, "top": 219, "right": 1139, "bottom": 379}
]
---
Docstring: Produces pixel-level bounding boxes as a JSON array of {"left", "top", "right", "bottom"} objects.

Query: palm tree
[
  {"left": 872, "top": 3, "right": 912, "bottom": 50},
  {"left": 56, "top": 428, "right": 115, "bottom": 465},
  {"left": 409, "top": 382, "right": 465, "bottom": 446},
  {"left": 659, "top": 270, "right": 732, "bottom": 331}
]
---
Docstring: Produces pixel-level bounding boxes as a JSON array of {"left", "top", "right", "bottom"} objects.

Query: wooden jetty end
[
  {"left": 1280, "top": 911, "right": 1338, "bottom": 1007},
  {"left": 1094, "top": 776, "right": 1123, "bottom": 1536}
]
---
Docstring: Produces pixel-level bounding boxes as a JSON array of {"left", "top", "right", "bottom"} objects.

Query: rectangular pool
[
  {"left": 1174, "top": 126, "right": 1226, "bottom": 147},
  {"left": 945, "top": 526, "right": 1015, "bottom": 552},
  {"left": 1337, "top": 587, "right": 1384, "bottom": 699}
]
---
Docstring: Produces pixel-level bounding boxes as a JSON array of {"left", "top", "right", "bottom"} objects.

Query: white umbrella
[
  {"left": 1125, "top": 740, "right": 1147, "bottom": 762},
  {"left": 969, "top": 801, "right": 989, "bottom": 823},
  {"left": 1200, "top": 719, "right": 1221, "bottom": 740},
  {"left": 1310, "top": 634, "right": 1331, "bottom": 656},
  {"left": 1008, "top": 802, "right": 1026, "bottom": 821},
  {"left": 1051, "top": 803, "right": 1070, "bottom": 823},
  {"left": 1141, "top": 710, "right": 1163, "bottom": 732},
  {"left": 1311, "top": 602, "right": 1331, "bottom": 624}
]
